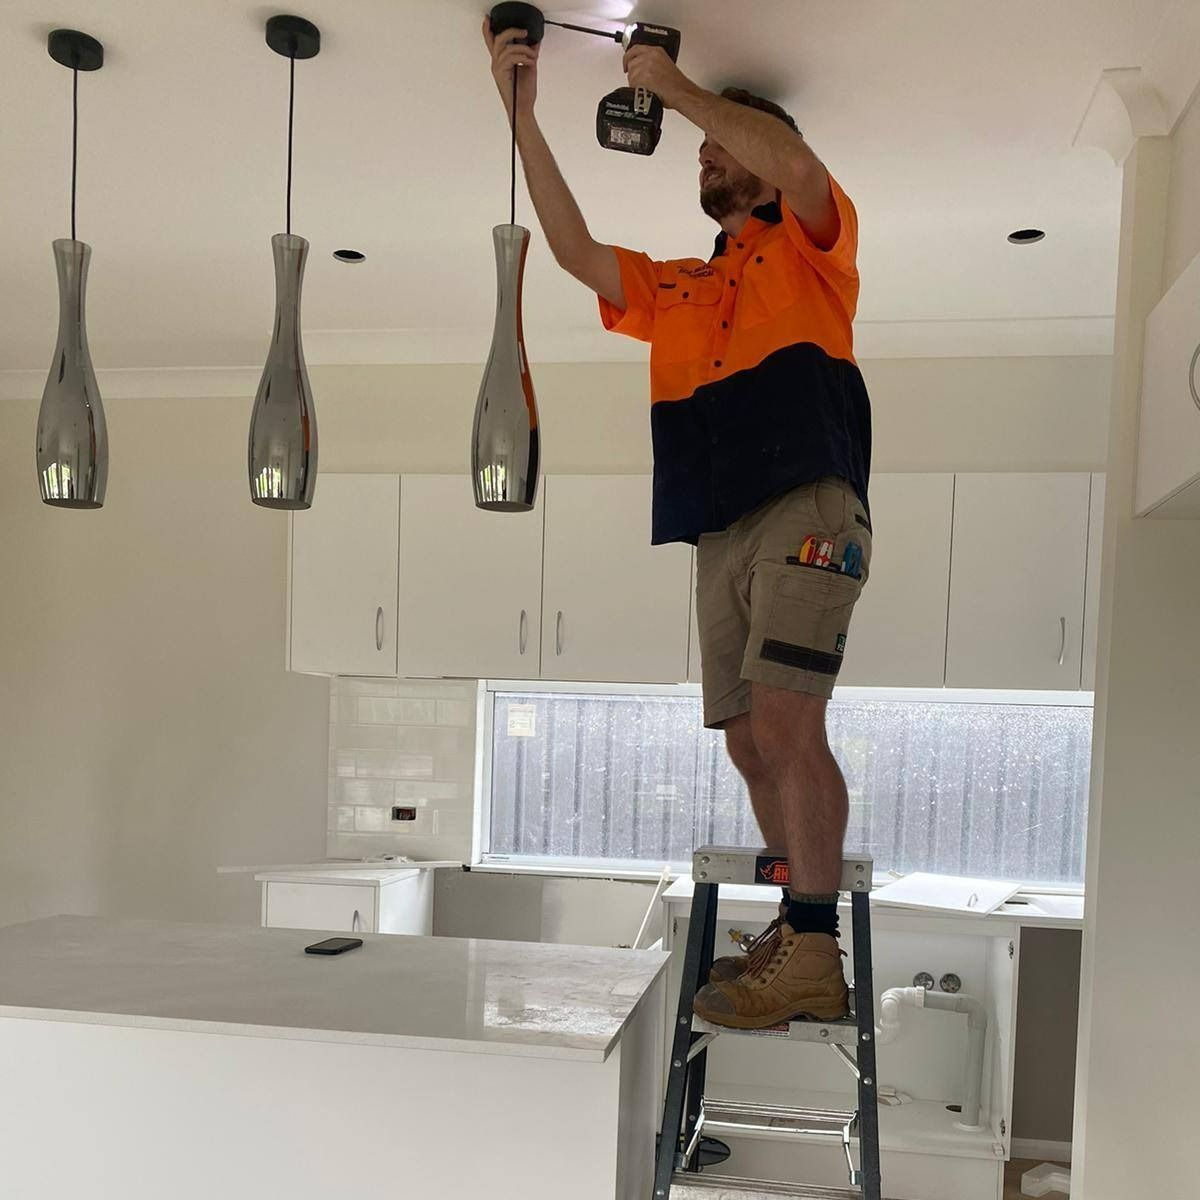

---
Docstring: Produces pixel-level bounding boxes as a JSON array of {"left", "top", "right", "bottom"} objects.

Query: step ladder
[{"left": 653, "top": 848, "right": 882, "bottom": 1200}]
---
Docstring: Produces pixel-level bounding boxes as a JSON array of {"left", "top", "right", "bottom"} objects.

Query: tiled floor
[{"left": 1004, "top": 1159, "right": 1070, "bottom": 1198}]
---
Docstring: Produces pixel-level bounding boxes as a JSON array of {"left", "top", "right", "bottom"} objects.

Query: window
[{"left": 483, "top": 686, "right": 1092, "bottom": 887}]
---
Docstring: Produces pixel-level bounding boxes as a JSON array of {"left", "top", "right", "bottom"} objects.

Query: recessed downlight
[
  {"left": 1007, "top": 228, "right": 1045, "bottom": 245},
  {"left": 332, "top": 248, "right": 365, "bottom": 263}
]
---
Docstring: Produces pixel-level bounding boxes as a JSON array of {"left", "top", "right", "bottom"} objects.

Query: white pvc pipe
[{"left": 874, "top": 986, "right": 989, "bottom": 1130}]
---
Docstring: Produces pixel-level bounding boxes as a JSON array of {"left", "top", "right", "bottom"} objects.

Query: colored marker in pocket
[
  {"left": 798, "top": 535, "right": 820, "bottom": 565},
  {"left": 841, "top": 542, "right": 863, "bottom": 579}
]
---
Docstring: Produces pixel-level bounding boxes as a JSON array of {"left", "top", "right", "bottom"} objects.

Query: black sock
[
  {"left": 781, "top": 887, "right": 791, "bottom": 908},
  {"left": 786, "top": 894, "right": 840, "bottom": 938}
]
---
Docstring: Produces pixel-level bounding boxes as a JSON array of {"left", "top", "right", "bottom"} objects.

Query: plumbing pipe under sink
[{"left": 876, "top": 985, "right": 988, "bottom": 1131}]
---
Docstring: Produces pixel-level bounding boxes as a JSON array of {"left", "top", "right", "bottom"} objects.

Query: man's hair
[{"left": 720, "top": 87, "right": 800, "bottom": 136}]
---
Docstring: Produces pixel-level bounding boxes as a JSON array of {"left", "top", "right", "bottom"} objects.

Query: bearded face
[{"left": 699, "top": 139, "right": 765, "bottom": 221}]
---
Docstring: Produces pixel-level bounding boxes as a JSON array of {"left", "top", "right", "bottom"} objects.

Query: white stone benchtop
[{"left": 0, "top": 916, "right": 670, "bottom": 1063}]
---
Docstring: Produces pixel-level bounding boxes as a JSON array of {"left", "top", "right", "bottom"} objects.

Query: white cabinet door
[
  {"left": 1082, "top": 473, "right": 1106, "bottom": 690},
  {"left": 945, "top": 473, "right": 1091, "bottom": 690},
  {"left": 839, "top": 474, "right": 954, "bottom": 687},
  {"left": 289, "top": 474, "right": 400, "bottom": 676},
  {"left": 263, "top": 882, "right": 378, "bottom": 933},
  {"left": 397, "top": 475, "right": 544, "bottom": 679},
  {"left": 540, "top": 475, "right": 692, "bottom": 683}
]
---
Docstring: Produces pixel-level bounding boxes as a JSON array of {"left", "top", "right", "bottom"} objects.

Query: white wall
[{"left": 1072, "top": 95, "right": 1200, "bottom": 1197}]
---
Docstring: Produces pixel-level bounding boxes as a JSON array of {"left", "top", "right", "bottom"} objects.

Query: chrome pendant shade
[
  {"left": 249, "top": 15, "right": 321, "bottom": 510},
  {"left": 472, "top": 223, "right": 540, "bottom": 511},
  {"left": 37, "top": 238, "right": 108, "bottom": 508},
  {"left": 249, "top": 233, "right": 316, "bottom": 508},
  {"left": 39, "top": 30, "right": 107, "bottom": 509}
]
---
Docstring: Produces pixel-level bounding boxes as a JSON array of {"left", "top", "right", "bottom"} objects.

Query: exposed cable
[
  {"left": 286, "top": 53, "right": 295, "bottom": 235},
  {"left": 509, "top": 68, "right": 518, "bottom": 226},
  {"left": 71, "top": 66, "right": 78, "bottom": 240}
]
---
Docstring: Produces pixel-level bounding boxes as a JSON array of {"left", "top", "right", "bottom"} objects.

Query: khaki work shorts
[{"left": 696, "top": 478, "right": 872, "bottom": 728}]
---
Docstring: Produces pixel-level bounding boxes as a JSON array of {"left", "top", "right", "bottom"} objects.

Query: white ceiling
[{"left": 0, "top": 0, "right": 1171, "bottom": 372}]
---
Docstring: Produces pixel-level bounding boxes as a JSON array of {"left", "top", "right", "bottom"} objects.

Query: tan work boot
[
  {"left": 694, "top": 924, "right": 850, "bottom": 1028},
  {"left": 708, "top": 906, "right": 787, "bottom": 983}
]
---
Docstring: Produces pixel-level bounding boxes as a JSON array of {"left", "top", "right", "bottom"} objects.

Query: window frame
[{"left": 474, "top": 679, "right": 1092, "bottom": 894}]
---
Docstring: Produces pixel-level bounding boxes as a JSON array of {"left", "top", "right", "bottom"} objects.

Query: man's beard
[{"left": 700, "top": 168, "right": 764, "bottom": 220}]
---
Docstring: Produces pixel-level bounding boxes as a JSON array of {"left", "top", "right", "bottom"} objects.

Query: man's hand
[
  {"left": 622, "top": 44, "right": 698, "bottom": 110},
  {"left": 483, "top": 17, "right": 539, "bottom": 121}
]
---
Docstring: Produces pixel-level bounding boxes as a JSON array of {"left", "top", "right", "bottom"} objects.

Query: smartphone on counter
[{"left": 304, "top": 937, "right": 363, "bottom": 956}]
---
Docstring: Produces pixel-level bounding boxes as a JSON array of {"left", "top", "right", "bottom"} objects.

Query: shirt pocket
[{"left": 653, "top": 275, "right": 724, "bottom": 363}]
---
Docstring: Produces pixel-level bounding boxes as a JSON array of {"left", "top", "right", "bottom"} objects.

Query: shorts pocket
[{"left": 753, "top": 561, "right": 863, "bottom": 678}]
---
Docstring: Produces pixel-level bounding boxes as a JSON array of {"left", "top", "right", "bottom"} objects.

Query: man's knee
[
  {"left": 724, "top": 714, "right": 771, "bottom": 785},
  {"left": 749, "top": 684, "right": 829, "bottom": 773}
]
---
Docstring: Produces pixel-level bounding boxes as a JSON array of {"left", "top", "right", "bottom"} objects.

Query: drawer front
[{"left": 263, "top": 882, "right": 378, "bottom": 933}]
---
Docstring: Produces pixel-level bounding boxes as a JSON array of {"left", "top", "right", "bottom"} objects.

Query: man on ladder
[{"left": 484, "top": 25, "right": 873, "bottom": 1029}]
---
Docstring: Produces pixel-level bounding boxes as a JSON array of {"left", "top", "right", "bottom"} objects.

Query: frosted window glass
[{"left": 488, "top": 693, "right": 1090, "bottom": 886}]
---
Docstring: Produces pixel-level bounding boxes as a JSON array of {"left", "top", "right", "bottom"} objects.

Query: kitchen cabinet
[
  {"left": 288, "top": 474, "right": 399, "bottom": 677},
  {"left": 397, "top": 474, "right": 544, "bottom": 679},
  {"left": 540, "top": 475, "right": 693, "bottom": 683},
  {"left": 1082, "top": 473, "right": 1106, "bottom": 690},
  {"left": 945, "top": 473, "right": 1091, "bottom": 689},
  {"left": 257, "top": 868, "right": 433, "bottom": 935},
  {"left": 839, "top": 473, "right": 954, "bottom": 687}
]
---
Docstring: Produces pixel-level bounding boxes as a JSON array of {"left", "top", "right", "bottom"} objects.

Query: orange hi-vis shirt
[{"left": 599, "top": 176, "right": 872, "bottom": 545}]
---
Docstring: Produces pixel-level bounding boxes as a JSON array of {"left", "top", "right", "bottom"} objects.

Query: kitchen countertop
[
  {"left": 0, "top": 916, "right": 670, "bottom": 1063},
  {"left": 254, "top": 867, "right": 429, "bottom": 886},
  {"left": 218, "top": 858, "right": 461, "bottom": 876},
  {"left": 664, "top": 877, "right": 1084, "bottom": 930}
]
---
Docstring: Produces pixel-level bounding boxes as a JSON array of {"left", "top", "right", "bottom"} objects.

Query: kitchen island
[{"left": 0, "top": 916, "right": 669, "bottom": 1199}]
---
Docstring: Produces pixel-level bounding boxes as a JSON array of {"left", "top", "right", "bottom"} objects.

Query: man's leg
[
  {"left": 723, "top": 712, "right": 786, "bottom": 851},
  {"left": 749, "top": 683, "right": 847, "bottom": 935}
]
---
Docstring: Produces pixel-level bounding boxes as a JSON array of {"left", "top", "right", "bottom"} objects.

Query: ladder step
[
  {"left": 692, "top": 1014, "right": 861, "bottom": 1047},
  {"left": 670, "top": 1172, "right": 875, "bottom": 1199},
  {"left": 702, "top": 1098, "right": 856, "bottom": 1141},
  {"left": 692, "top": 847, "right": 872, "bottom": 893}
]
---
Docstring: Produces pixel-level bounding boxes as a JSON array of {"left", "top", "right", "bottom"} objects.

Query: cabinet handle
[
  {"left": 351, "top": 909, "right": 362, "bottom": 933},
  {"left": 1057, "top": 616, "right": 1067, "bottom": 667},
  {"left": 555, "top": 610, "right": 564, "bottom": 656},
  {"left": 519, "top": 609, "right": 528, "bottom": 655},
  {"left": 375, "top": 607, "right": 384, "bottom": 652}
]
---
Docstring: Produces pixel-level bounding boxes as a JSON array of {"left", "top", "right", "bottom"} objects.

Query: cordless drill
[{"left": 596, "top": 23, "right": 682, "bottom": 155}]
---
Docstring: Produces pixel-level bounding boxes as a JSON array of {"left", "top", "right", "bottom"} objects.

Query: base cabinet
[{"left": 258, "top": 870, "right": 433, "bottom": 936}]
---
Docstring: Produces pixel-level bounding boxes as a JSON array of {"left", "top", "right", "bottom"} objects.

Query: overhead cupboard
[{"left": 287, "top": 472, "right": 1104, "bottom": 691}]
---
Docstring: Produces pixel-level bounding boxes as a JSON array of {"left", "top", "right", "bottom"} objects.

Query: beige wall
[{"left": 1072, "top": 99, "right": 1200, "bottom": 1196}]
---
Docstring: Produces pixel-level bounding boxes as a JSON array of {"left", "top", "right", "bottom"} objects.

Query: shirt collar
[{"left": 711, "top": 197, "right": 783, "bottom": 258}]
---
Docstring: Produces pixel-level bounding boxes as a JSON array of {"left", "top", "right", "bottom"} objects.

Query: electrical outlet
[{"left": 391, "top": 806, "right": 417, "bottom": 822}]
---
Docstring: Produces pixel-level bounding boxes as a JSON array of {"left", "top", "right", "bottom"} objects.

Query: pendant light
[
  {"left": 472, "top": 4, "right": 543, "bottom": 512},
  {"left": 248, "top": 15, "right": 320, "bottom": 510},
  {"left": 36, "top": 30, "right": 107, "bottom": 509}
]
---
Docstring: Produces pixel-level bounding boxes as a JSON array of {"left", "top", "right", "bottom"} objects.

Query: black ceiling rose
[
  {"left": 265, "top": 14, "right": 321, "bottom": 59},
  {"left": 488, "top": 3, "right": 545, "bottom": 46},
  {"left": 48, "top": 29, "right": 104, "bottom": 72}
]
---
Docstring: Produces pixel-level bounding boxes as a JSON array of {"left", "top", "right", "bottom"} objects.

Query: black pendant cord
[
  {"left": 509, "top": 68, "right": 518, "bottom": 226},
  {"left": 286, "top": 54, "right": 295, "bottom": 236},
  {"left": 70, "top": 66, "right": 78, "bottom": 240}
]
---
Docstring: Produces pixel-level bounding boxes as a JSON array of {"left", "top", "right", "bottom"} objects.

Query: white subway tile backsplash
[
  {"left": 354, "top": 806, "right": 389, "bottom": 832},
  {"left": 327, "top": 677, "right": 478, "bottom": 862},
  {"left": 334, "top": 723, "right": 400, "bottom": 751},
  {"left": 436, "top": 699, "right": 474, "bottom": 727},
  {"left": 337, "top": 778, "right": 395, "bottom": 805},
  {"left": 393, "top": 781, "right": 464, "bottom": 801},
  {"left": 353, "top": 750, "right": 435, "bottom": 780},
  {"left": 357, "top": 697, "right": 438, "bottom": 725}
]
